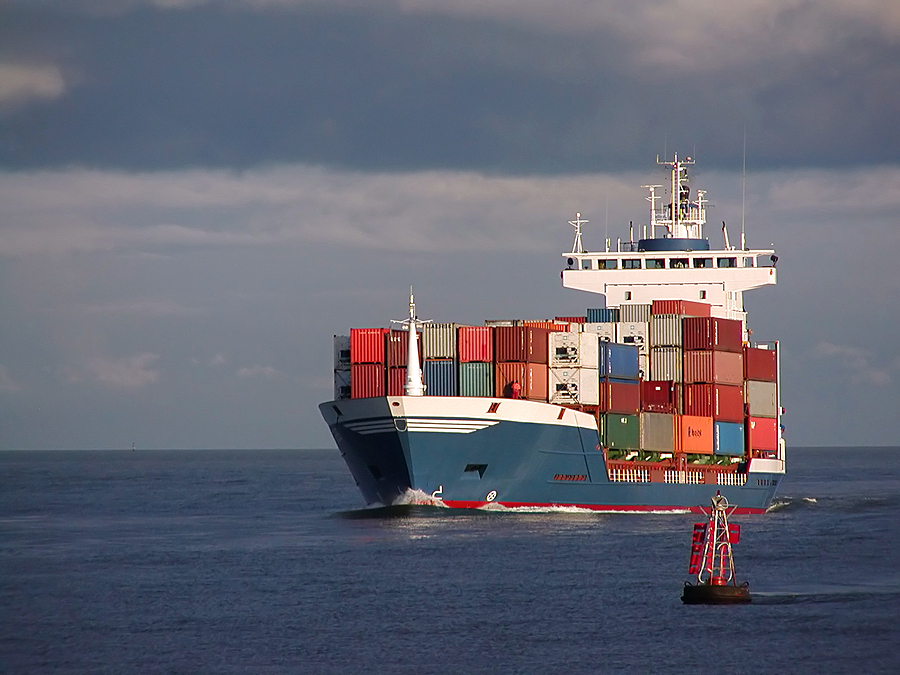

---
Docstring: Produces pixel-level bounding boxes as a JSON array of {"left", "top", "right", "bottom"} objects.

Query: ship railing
[
  {"left": 664, "top": 469, "right": 704, "bottom": 485},
  {"left": 608, "top": 466, "right": 650, "bottom": 483},
  {"left": 717, "top": 473, "right": 748, "bottom": 486}
]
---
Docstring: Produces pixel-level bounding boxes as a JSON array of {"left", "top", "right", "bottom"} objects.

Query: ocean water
[{"left": 2, "top": 447, "right": 898, "bottom": 675}]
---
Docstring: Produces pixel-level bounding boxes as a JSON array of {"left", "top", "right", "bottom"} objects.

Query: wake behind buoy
[{"left": 681, "top": 492, "right": 751, "bottom": 604}]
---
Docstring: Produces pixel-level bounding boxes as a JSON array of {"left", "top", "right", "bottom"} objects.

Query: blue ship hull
[{"left": 319, "top": 396, "right": 783, "bottom": 513}]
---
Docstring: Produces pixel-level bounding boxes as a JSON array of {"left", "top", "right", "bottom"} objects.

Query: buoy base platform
[{"left": 681, "top": 581, "right": 751, "bottom": 605}]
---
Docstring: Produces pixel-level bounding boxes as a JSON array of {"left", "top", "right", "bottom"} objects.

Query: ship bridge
[{"left": 561, "top": 154, "right": 777, "bottom": 321}]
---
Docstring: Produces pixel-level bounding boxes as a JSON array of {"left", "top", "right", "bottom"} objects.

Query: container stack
[
  {"left": 458, "top": 326, "right": 494, "bottom": 396},
  {"left": 335, "top": 304, "right": 778, "bottom": 470},
  {"left": 333, "top": 335, "right": 351, "bottom": 400},
  {"left": 493, "top": 326, "right": 553, "bottom": 400},
  {"left": 744, "top": 345, "right": 779, "bottom": 458},
  {"left": 349, "top": 328, "right": 388, "bottom": 398},
  {"left": 548, "top": 330, "right": 600, "bottom": 405},
  {"left": 682, "top": 316, "right": 745, "bottom": 458},
  {"left": 422, "top": 323, "right": 458, "bottom": 396}
]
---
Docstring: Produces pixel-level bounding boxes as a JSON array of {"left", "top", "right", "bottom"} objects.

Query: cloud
[
  {"left": 0, "top": 164, "right": 640, "bottom": 257},
  {"left": 236, "top": 365, "right": 281, "bottom": 380},
  {"left": 83, "top": 353, "right": 160, "bottom": 388},
  {"left": 808, "top": 341, "right": 894, "bottom": 386},
  {"left": 0, "top": 63, "right": 67, "bottom": 107}
]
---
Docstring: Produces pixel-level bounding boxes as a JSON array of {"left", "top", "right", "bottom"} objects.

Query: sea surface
[{"left": 2, "top": 447, "right": 898, "bottom": 674}]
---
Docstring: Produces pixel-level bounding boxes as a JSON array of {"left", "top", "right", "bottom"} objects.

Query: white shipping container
[
  {"left": 582, "top": 322, "right": 616, "bottom": 342},
  {"left": 578, "top": 332, "right": 600, "bottom": 369},
  {"left": 650, "top": 314, "right": 683, "bottom": 347},
  {"left": 617, "top": 322, "right": 649, "bottom": 352},
  {"left": 333, "top": 335, "right": 351, "bottom": 369},
  {"left": 334, "top": 368, "right": 351, "bottom": 400},
  {"left": 422, "top": 323, "right": 458, "bottom": 359},
  {"left": 549, "top": 331, "right": 582, "bottom": 367},
  {"left": 746, "top": 380, "right": 778, "bottom": 418},
  {"left": 548, "top": 367, "right": 599, "bottom": 405},
  {"left": 650, "top": 346, "right": 683, "bottom": 382}
]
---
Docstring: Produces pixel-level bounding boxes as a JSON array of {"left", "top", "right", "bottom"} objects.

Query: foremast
[{"left": 392, "top": 289, "right": 429, "bottom": 396}]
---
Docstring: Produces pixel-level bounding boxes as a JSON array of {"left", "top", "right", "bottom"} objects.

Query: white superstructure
[{"left": 561, "top": 154, "right": 777, "bottom": 326}]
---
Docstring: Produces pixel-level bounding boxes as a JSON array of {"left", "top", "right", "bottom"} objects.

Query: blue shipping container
[
  {"left": 587, "top": 308, "right": 619, "bottom": 323},
  {"left": 424, "top": 359, "right": 457, "bottom": 396},
  {"left": 459, "top": 361, "right": 493, "bottom": 397},
  {"left": 714, "top": 421, "right": 745, "bottom": 456},
  {"left": 600, "top": 343, "right": 640, "bottom": 380}
]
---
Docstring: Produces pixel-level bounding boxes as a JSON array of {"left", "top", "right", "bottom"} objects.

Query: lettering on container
[{"left": 686, "top": 425, "right": 704, "bottom": 438}]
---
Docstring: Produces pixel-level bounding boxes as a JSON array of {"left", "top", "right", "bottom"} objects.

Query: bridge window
[
  {"left": 717, "top": 257, "right": 737, "bottom": 268},
  {"left": 670, "top": 258, "right": 689, "bottom": 269},
  {"left": 622, "top": 259, "right": 641, "bottom": 269},
  {"left": 582, "top": 259, "right": 592, "bottom": 269},
  {"left": 597, "top": 259, "right": 618, "bottom": 269},
  {"left": 693, "top": 258, "right": 713, "bottom": 268},
  {"left": 646, "top": 258, "right": 665, "bottom": 269},
  {"left": 743, "top": 257, "right": 755, "bottom": 267}
]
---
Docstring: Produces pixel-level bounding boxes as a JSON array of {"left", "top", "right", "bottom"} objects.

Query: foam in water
[{"left": 391, "top": 488, "right": 450, "bottom": 508}]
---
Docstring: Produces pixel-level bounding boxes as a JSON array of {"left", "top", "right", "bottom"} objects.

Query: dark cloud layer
[{"left": 3, "top": 2, "right": 899, "bottom": 173}]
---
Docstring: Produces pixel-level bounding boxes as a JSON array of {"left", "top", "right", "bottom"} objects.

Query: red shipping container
[
  {"left": 599, "top": 379, "right": 641, "bottom": 414},
  {"left": 385, "top": 329, "right": 423, "bottom": 368},
  {"left": 387, "top": 367, "right": 407, "bottom": 396},
  {"left": 555, "top": 316, "right": 586, "bottom": 324},
  {"left": 494, "top": 362, "right": 548, "bottom": 401},
  {"left": 350, "top": 328, "right": 388, "bottom": 364},
  {"left": 748, "top": 416, "right": 778, "bottom": 451},
  {"left": 651, "top": 300, "right": 711, "bottom": 317},
  {"left": 676, "top": 415, "right": 714, "bottom": 455},
  {"left": 350, "top": 363, "right": 385, "bottom": 398},
  {"left": 744, "top": 346, "right": 778, "bottom": 382},
  {"left": 683, "top": 384, "right": 744, "bottom": 422},
  {"left": 495, "top": 326, "right": 551, "bottom": 364},
  {"left": 641, "top": 380, "right": 680, "bottom": 413},
  {"left": 458, "top": 326, "right": 493, "bottom": 363},
  {"left": 682, "top": 317, "right": 743, "bottom": 352},
  {"left": 683, "top": 350, "right": 744, "bottom": 386}
]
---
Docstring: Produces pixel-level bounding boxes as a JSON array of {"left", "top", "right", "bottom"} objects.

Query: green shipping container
[
  {"left": 601, "top": 413, "right": 641, "bottom": 449},
  {"left": 459, "top": 361, "right": 493, "bottom": 397}
]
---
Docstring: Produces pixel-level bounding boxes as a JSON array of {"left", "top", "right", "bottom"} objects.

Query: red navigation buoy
[{"left": 682, "top": 491, "right": 751, "bottom": 604}]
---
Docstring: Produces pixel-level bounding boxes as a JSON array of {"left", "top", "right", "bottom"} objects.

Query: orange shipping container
[
  {"left": 676, "top": 415, "right": 714, "bottom": 455},
  {"left": 494, "top": 362, "right": 549, "bottom": 401}
]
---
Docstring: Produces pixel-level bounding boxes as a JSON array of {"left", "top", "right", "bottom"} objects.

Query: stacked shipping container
[{"left": 333, "top": 303, "right": 778, "bottom": 468}]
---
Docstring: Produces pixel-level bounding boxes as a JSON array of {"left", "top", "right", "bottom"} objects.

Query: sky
[{"left": 2, "top": 0, "right": 899, "bottom": 449}]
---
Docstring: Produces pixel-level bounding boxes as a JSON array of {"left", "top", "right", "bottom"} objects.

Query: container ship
[{"left": 320, "top": 155, "right": 784, "bottom": 513}]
